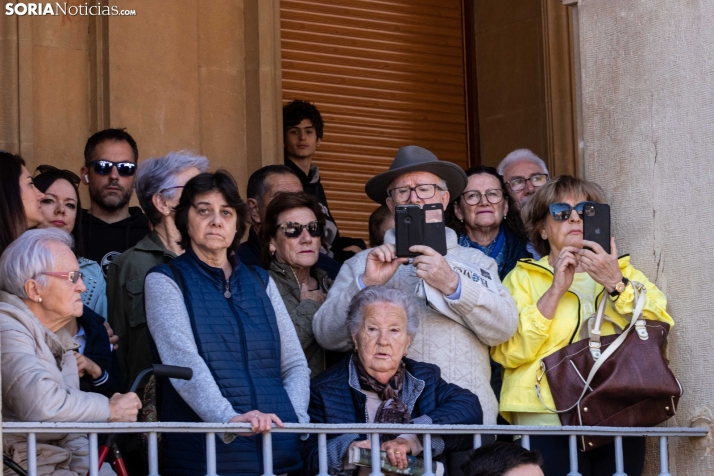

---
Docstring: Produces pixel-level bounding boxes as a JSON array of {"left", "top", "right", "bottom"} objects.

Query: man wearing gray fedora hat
[{"left": 313, "top": 145, "right": 519, "bottom": 427}]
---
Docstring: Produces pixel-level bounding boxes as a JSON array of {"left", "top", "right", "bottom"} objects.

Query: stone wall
[
  {"left": 0, "top": 0, "right": 282, "bottom": 200},
  {"left": 575, "top": 0, "right": 714, "bottom": 473}
]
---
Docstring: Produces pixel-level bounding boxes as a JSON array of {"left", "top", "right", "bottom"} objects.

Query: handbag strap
[{"left": 536, "top": 280, "right": 647, "bottom": 414}]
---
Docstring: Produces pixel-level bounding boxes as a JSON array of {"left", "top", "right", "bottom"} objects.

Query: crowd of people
[{"left": 0, "top": 99, "right": 674, "bottom": 476}]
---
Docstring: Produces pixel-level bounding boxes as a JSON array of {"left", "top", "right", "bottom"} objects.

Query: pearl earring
[{"left": 38, "top": 297, "right": 42, "bottom": 303}]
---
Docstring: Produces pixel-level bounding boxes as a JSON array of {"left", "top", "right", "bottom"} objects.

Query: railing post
[
  {"left": 148, "top": 432, "right": 159, "bottom": 476},
  {"left": 613, "top": 435, "right": 626, "bottom": 476},
  {"left": 521, "top": 434, "right": 531, "bottom": 450},
  {"left": 369, "top": 433, "right": 381, "bottom": 476},
  {"left": 422, "top": 433, "right": 435, "bottom": 476},
  {"left": 262, "top": 431, "right": 275, "bottom": 476},
  {"left": 317, "top": 433, "right": 329, "bottom": 476},
  {"left": 27, "top": 432, "right": 37, "bottom": 476},
  {"left": 88, "top": 432, "right": 98, "bottom": 476},
  {"left": 658, "top": 436, "right": 671, "bottom": 476},
  {"left": 473, "top": 433, "right": 482, "bottom": 449},
  {"left": 205, "top": 432, "right": 217, "bottom": 476},
  {"left": 567, "top": 434, "right": 581, "bottom": 476}
]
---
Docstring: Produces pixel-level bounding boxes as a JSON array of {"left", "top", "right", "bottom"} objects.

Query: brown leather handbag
[{"left": 536, "top": 281, "right": 682, "bottom": 451}]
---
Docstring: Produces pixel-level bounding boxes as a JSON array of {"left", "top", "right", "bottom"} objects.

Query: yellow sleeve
[
  {"left": 490, "top": 267, "right": 554, "bottom": 369},
  {"left": 611, "top": 258, "right": 673, "bottom": 327}
]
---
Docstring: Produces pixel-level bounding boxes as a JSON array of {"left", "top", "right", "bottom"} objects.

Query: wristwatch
[{"left": 609, "top": 276, "right": 629, "bottom": 297}]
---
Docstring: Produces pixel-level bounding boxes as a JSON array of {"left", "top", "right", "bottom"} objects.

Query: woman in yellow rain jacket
[{"left": 491, "top": 175, "right": 673, "bottom": 476}]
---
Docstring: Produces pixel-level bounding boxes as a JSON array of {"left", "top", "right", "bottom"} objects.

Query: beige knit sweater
[{"left": 312, "top": 228, "right": 519, "bottom": 424}]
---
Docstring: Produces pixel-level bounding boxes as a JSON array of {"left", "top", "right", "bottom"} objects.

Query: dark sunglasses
[
  {"left": 549, "top": 201, "right": 595, "bottom": 221},
  {"left": 34, "top": 165, "right": 81, "bottom": 185},
  {"left": 274, "top": 220, "right": 324, "bottom": 238},
  {"left": 90, "top": 160, "right": 137, "bottom": 177}
]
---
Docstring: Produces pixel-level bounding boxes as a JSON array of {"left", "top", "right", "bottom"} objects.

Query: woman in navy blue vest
[
  {"left": 144, "top": 171, "right": 310, "bottom": 476},
  {"left": 300, "top": 286, "right": 483, "bottom": 475}
]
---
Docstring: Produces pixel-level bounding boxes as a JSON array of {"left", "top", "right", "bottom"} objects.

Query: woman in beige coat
[{"left": 0, "top": 229, "right": 141, "bottom": 476}]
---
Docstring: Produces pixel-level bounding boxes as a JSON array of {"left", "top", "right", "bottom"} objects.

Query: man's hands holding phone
[{"left": 362, "top": 243, "right": 459, "bottom": 295}]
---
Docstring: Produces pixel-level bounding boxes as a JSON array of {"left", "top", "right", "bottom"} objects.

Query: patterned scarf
[
  {"left": 352, "top": 352, "right": 411, "bottom": 440},
  {"left": 459, "top": 225, "right": 507, "bottom": 277}
]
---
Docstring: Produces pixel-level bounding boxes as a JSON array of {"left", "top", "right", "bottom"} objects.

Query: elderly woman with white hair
[
  {"left": 0, "top": 229, "right": 141, "bottom": 475},
  {"left": 301, "top": 285, "right": 483, "bottom": 476},
  {"left": 107, "top": 150, "right": 208, "bottom": 389}
]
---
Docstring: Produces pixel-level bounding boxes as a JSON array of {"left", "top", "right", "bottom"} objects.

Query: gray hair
[
  {"left": 346, "top": 285, "right": 419, "bottom": 339},
  {"left": 0, "top": 228, "right": 74, "bottom": 298},
  {"left": 497, "top": 149, "right": 549, "bottom": 176},
  {"left": 136, "top": 150, "right": 210, "bottom": 225}
]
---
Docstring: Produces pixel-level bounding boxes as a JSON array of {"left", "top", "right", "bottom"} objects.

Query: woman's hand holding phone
[{"left": 579, "top": 237, "right": 623, "bottom": 293}]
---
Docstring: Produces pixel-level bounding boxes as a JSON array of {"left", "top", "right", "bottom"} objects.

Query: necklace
[{"left": 289, "top": 265, "right": 320, "bottom": 292}]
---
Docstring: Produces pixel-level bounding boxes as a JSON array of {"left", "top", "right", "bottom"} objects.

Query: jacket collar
[
  {"left": 134, "top": 230, "right": 177, "bottom": 258},
  {"left": 383, "top": 227, "right": 459, "bottom": 251},
  {"left": 347, "top": 355, "right": 426, "bottom": 415},
  {"left": 183, "top": 245, "right": 241, "bottom": 285},
  {"left": 269, "top": 260, "right": 329, "bottom": 287}
]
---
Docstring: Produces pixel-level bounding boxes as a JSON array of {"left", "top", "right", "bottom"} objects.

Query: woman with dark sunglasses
[
  {"left": 491, "top": 175, "right": 674, "bottom": 476},
  {"left": 260, "top": 191, "right": 334, "bottom": 377},
  {"left": 144, "top": 171, "right": 309, "bottom": 475}
]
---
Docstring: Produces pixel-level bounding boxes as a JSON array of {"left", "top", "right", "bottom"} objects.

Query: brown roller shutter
[{"left": 281, "top": 0, "right": 469, "bottom": 243}]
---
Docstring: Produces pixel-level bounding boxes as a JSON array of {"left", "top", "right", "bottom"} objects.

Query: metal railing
[{"left": 3, "top": 422, "right": 707, "bottom": 476}]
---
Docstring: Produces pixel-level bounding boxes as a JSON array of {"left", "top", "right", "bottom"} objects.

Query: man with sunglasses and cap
[
  {"left": 312, "top": 145, "right": 519, "bottom": 429},
  {"left": 79, "top": 128, "right": 150, "bottom": 276}
]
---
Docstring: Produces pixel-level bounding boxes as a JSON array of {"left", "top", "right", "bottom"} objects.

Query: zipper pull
[{"left": 224, "top": 280, "right": 231, "bottom": 299}]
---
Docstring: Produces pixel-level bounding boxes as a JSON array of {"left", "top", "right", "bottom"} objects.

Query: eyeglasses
[
  {"left": 274, "top": 220, "right": 324, "bottom": 238},
  {"left": 506, "top": 173, "right": 549, "bottom": 191},
  {"left": 461, "top": 189, "right": 505, "bottom": 205},
  {"left": 549, "top": 201, "right": 595, "bottom": 221},
  {"left": 40, "top": 271, "right": 84, "bottom": 284},
  {"left": 159, "top": 185, "right": 184, "bottom": 195},
  {"left": 388, "top": 184, "right": 444, "bottom": 204},
  {"left": 90, "top": 160, "right": 137, "bottom": 177},
  {"left": 34, "top": 165, "right": 81, "bottom": 186}
]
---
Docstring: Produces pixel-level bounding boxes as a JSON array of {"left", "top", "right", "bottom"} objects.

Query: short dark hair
[
  {"left": 461, "top": 442, "right": 543, "bottom": 476},
  {"left": 174, "top": 170, "right": 248, "bottom": 253},
  {"left": 368, "top": 205, "right": 393, "bottom": 248},
  {"left": 0, "top": 151, "right": 28, "bottom": 256},
  {"left": 283, "top": 99, "right": 324, "bottom": 141},
  {"left": 33, "top": 168, "right": 85, "bottom": 258},
  {"left": 83, "top": 128, "right": 139, "bottom": 166},
  {"left": 246, "top": 165, "right": 299, "bottom": 205},
  {"left": 259, "top": 192, "right": 327, "bottom": 268},
  {"left": 447, "top": 166, "right": 528, "bottom": 244}
]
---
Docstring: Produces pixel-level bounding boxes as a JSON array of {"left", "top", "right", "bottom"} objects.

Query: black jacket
[
  {"left": 500, "top": 225, "right": 533, "bottom": 280},
  {"left": 78, "top": 305, "right": 124, "bottom": 397},
  {"left": 81, "top": 207, "right": 151, "bottom": 276},
  {"left": 300, "top": 355, "right": 483, "bottom": 475}
]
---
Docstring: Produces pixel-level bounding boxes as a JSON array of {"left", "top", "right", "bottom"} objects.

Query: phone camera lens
[{"left": 585, "top": 205, "right": 595, "bottom": 217}]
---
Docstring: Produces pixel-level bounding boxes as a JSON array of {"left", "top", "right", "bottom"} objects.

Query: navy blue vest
[{"left": 150, "top": 248, "right": 301, "bottom": 476}]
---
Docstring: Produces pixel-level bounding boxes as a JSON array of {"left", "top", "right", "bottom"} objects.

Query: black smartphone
[
  {"left": 395, "top": 204, "right": 447, "bottom": 257},
  {"left": 583, "top": 203, "right": 611, "bottom": 254}
]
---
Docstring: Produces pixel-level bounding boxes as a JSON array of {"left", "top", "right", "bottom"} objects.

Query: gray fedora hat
[{"left": 365, "top": 145, "right": 468, "bottom": 205}]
